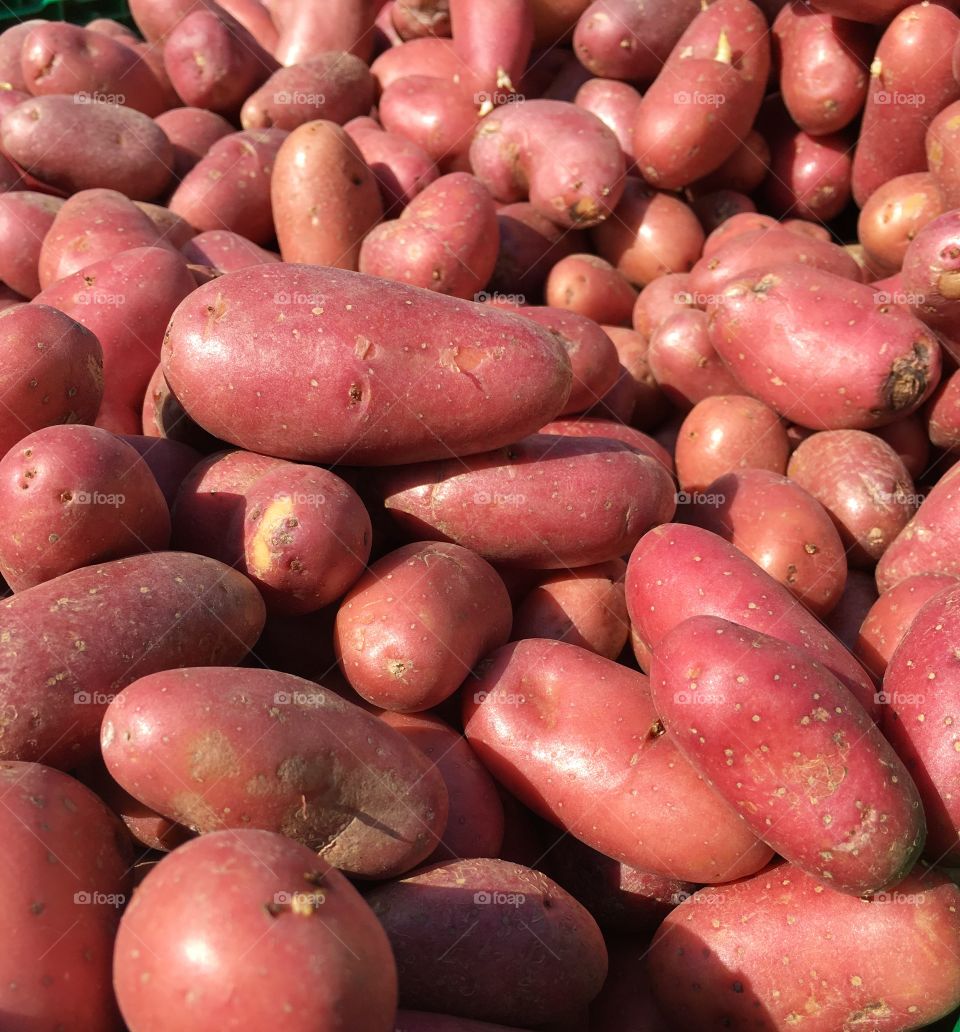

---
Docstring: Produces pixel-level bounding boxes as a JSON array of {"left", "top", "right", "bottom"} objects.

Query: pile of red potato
[{"left": 7, "top": 0, "right": 960, "bottom": 1028}]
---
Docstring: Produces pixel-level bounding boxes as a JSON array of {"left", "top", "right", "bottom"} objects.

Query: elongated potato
[
  {"left": 762, "top": 126, "right": 852, "bottom": 222},
  {"left": 449, "top": 0, "right": 533, "bottom": 93},
  {"left": 162, "top": 265, "right": 572, "bottom": 464},
  {"left": 539, "top": 416, "right": 674, "bottom": 473},
  {"left": 463, "top": 639, "right": 773, "bottom": 881},
  {"left": 274, "top": 0, "right": 379, "bottom": 65},
  {"left": 180, "top": 230, "right": 280, "bottom": 273}
]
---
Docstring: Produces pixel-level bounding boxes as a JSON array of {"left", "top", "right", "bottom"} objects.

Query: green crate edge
[{"left": 0, "top": 0, "right": 132, "bottom": 30}]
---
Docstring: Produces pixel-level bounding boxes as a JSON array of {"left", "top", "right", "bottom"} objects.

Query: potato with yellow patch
[{"left": 101, "top": 668, "right": 448, "bottom": 878}]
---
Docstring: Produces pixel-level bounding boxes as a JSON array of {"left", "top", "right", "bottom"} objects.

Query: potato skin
[
  {"left": 153, "top": 105, "right": 234, "bottom": 179},
  {"left": 0, "top": 761, "right": 133, "bottom": 1031},
  {"left": 545, "top": 253, "right": 637, "bottom": 325},
  {"left": 927, "top": 99, "right": 960, "bottom": 209},
  {"left": 365, "top": 858, "right": 608, "bottom": 1027},
  {"left": 102, "top": 667, "right": 448, "bottom": 877},
  {"left": 539, "top": 416, "right": 674, "bottom": 473},
  {"left": 462, "top": 639, "right": 773, "bottom": 881},
  {"left": 574, "top": 77, "right": 642, "bottom": 168},
  {"left": 162, "top": 264, "right": 572, "bottom": 465},
  {"left": 118, "top": 434, "right": 202, "bottom": 511},
  {"left": 114, "top": 830, "right": 397, "bottom": 1032},
  {"left": 181, "top": 229, "right": 280, "bottom": 272},
  {"left": 335, "top": 542, "right": 511, "bottom": 711},
  {"left": 648, "top": 308, "right": 740, "bottom": 409},
  {"left": 0, "top": 552, "right": 264, "bottom": 767},
  {"left": 489, "top": 202, "right": 584, "bottom": 299},
  {"left": 762, "top": 126, "right": 852, "bottom": 222},
  {"left": 0, "top": 303, "right": 103, "bottom": 458},
  {"left": 345, "top": 123, "right": 439, "bottom": 215},
  {"left": 707, "top": 263, "right": 941, "bottom": 430},
  {"left": 648, "top": 864, "right": 960, "bottom": 1031},
  {"left": 0, "top": 190, "right": 61, "bottom": 296},
  {"left": 857, "top": 171, "right": 944, "bottom": 276}
]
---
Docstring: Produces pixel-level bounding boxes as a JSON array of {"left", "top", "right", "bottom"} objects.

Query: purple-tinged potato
[
  {"left": 0, "top": 425, "right": 170, "bottom": 591},
  {"left": 591, "top": 178, "right": 704, "bottom": 287},
  {"left": 625, "top": 523, "right": 880, "bottom": 717},
  {"left": 762, "top": 126, "right": 852, "bottom": 222},
  {"left": 0, "top": 190, "right": 60, "bottom": 298},
  {"left": 463, "top": 639, "right": 773, "bottom": 881},
  {"left": 707, "top": 263, "right": 942, "bottom": 430},
  {"left": 470, "top": 99, "right": 625, "bottom": 228},
  {"left": 590, "top": 940, "right": 673, "bottom": 1032},
  {"left": 787, "top": 429, "right": 918, "bottom": 567},
  {"left": 379, "top": 709, "right": 504, "bottom": 861},
  {"left": 647, "top": 864, "right": 960, "bottom": 1031},
  {"left": 857, "top": 172, "right": 944, "bottom": 277},
  {"left": 141, "top": 363, "right": 224, "bottom": 453},
  {"left": 545, "top": 253, "right": 636, "bottom": 325},
  {"left": 687, "top": 469, "right": 848, "bottom": 617},
  {"left": 380, "top": 434, "right": 676, "bottom": 569},
  {"left": 1, "top": 95, "right": 173, "bottom": 200},
  {"left": 648, "top": 308, "right": 741, "bottom": 409},
  {"left": 274, "top": 0, "right": 379, "bottom": 65},
  {"left": 118, "top": 434, "right": 202, "bottom": 511},
  {"left": 874, "top": 412, "right": 930, "bottom": 479},
  {"left": 162, "top": 264, "right": 573, "bottom": 464},
  {"left": 181, "top": 230, "right": 280, "bottom": 273},
  {"left": 574, "top": 77, "right": 642, "bottom": 168},
  {"left": 153, "top": 106, "right": 234, "bottom": 180},
  {"left": 0, "top": 303, "right": 102, "bottom": 459},
  {"left": 367, "top": 858, "right": 606, "bottom": 1027},
  {"left": 0, "top": 761, "right": 133, "bottom": 1031},
  {"left": 114, "top": 830, "right": 397, "bottom": 1032},
  {"left": 450, "top": 0, "right": 533, "bottom": 93},
  {"left": 582, "top": 362, "right": 639, "bottom": 424},
  {"left": 334, "top": 541, "right": 510, "bottom": 712},
  {"left": 689, "top": 188, "right": 756, "bottom": 234},
  {"left": 901, "top": 209, "right": 960, "bottom": 362},
  {"left": 345, "top": 123, "right": 439, "bottom": 215},
  {"left": 84, "top": 17, "right": 140, "bottom": 43},
  {"left": 0, "top": 552, "right": 264, "bottom": 767},
  {"left": 101, "top": 668, "right": 448, "bottom": 876},
  {"left": 169, "top": 128, "right": 287, "bottom": 245},
  {"left": 488, "top": 201, "right": 585, "bottom": 300},
  {"left": 651, "top": 616, "right": 924, "bottom": 893},
  {"left": 359, "top": 172, "right": 496, "bottom": 299},
  {"left": 928, "top": 366, "right": 960, "bottom": 451},
  {"left": 852, "top": 3, "right": 960, "bottom": 208},
  {"left": 539, "top": 416, "right": 674, "bottom": 473},
  {"left": 631, "top": 271, "right": 693, "bottom": 337},
  {"left": 126, "top": 0, "right": 220, "bottom": 43},
  {"left": 822, "top": 568, "right": 878, "bottom": 658},
  {"left": 674, "top": 394, "right": 790, "bottom": 493}
]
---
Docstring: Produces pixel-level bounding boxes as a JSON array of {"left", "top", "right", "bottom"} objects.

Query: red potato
[
  {"left": 218, "top": 0, "right": 281, "bottom": 51},
  {"left": 545, "top": 253, "right": 637, "bottom": 325},
  {"left": 359, "top": 172, "right": 496, "bottom": 298},
  {"left": 463, "top": 639, "right": 773, "bottom": 881},
  {"left": 693, "top": 129, "right": 771, "bottom": 195},
  {"left": 241, "top": 52, "right": 377, "bottom": 131},
  {"left": 773, "top": 1, "right": 872, "bottom": 136},
  {"left": 367, "top": 858, "right": 607, "bottom": 1027},
  {"left": 675, "top": 394, "right": 790, "bottom": 493},
  {"left": 689, "top": 189, "right": 757, "bottom": 234},
  {"left": 687, "top": 469, "right": 848, "bottom": 617},
  {"left": 928, "top": 367, "right": 960, "bottom": 451},
  {"left": 370, "top": 35, "right": 467, "bottom": 89},
  {"left": 647, "top": 308, "right": 741, "bottom": 409},
  {"left": 927, "top": 99, "right": 960, "bottom": 209},
  {"left": 118, "top": 434, "right": 203, "bottom": 511},
  {"left": 153, "top": 106, "right": 234, "bottom": 180},
  {"left": 469, "top": 99, "right": 626, "bottom": 228},
  {"left": 538, "top": 417, "right": 674, "bottom": 474},
  {"left": 900, "top": 209, "right": 960, "bottom": 361},
  {"left": 84, "top": 18, "right": 140, "bottom": 42},
  {"left": 487, "top": 202, "right": 584, "bottom": 300},
  {"left": 0, "top": 190, "right": 60, "bottom": 298},
  {"left": 700, "top": 210, "right": 778, "bottom": 257},
  {"left": 582, "top": 362, "right": 641, "bottom": 424},
  {"left": 600, "top": 324, "right": 672, "bottom": 429},
  {"left": 857, "top": 171, "right": 944, "bottom": 276},
  {"left": 0, "top": 303, "right": 103, "bottom": 459},
  {"left": 334, "top": 541, "right": 511, "bottom": 711},
  {"left": 0, "top": 21, "right": 43, "bottom": 92},
  {"left": 653, "top": 616, "right": 924, "bottom": 893},
  {"left": 141, "top": 364, "right": 224, "bottom": 453},
  {"left": 573, "top": 77, "right": 642, "bottom": 168},
  {"left": 648, "top": 865, "right": 960, "bottom": 1030},
  {"left": 0, "top": 425, "right": 170, "bottom": 591},
  {"left": 162, "top": 265, "right": 573, "bottom": 464},
  {"left": 0, "top": 761, "right": 133, "bottom": 1030},
  {"left": 380, "top": 434, "right": 676, "bottom": 569},
  {"left": 787, "top": 429, "right": 919, "bottom": 567},
  {"left": 631, "top": 271, "right": 693, "bottom": 337},
  {"left": 134, "top": 202, "right": 197, "bottom": 250},
  {"left": 274, "top": 0, "right": 379, "bottom": 65},
  {"left": 392, "top": 0, "right": 452, "bottom": 39},
  {"left": 169, "top": 128, "right": 287, "bottom": 245},
  {"left": 449, "top": 0, "right": 533, "bottom": 93},
  {"left": 114, "top": 830, "right": 397, "bottom": 1032},
  {"left": 181, "top": 230, "right": 280, "bottom": 272},
  {"left": 0, "top": 552, "right": 264, "bottom": 767},
  {"left": 851, "top": 3, "right": 960, "bottom": 208},
  {"left": 1, "top": 95, "right": 173, "bottom": 201},
  {"left": 707, "top": 263, "right": 942, "bottom": 430},
  {"left": 591, "top": 178, "right": 705, "bottom": 287},
  {"left": 762, "top": 127, "right": 852, "bottom": 222},
  {"left": 102, "top": 667, "right": 448, "bottom": 876},
  {"left": 625, "top": 523, "right": 879, "bottom": 716},
  {"left": 345, "top": 123, "right": 439, "bottom": 215},
  {"left": 537, "top": 49, "right": 593, "bottom": 101},
  {"left": 511, "top": 558, "right": 629, "bottom": 659},
  {"left": 127, "top": 0, "right": 220, "bottom": 42},
  {"left": 874, "top": 412, "right": 930, "bottom": 479},
  {"left": 379, "top": 709, "right": 505, "bottom": 860},
  {"left": 20, "top": 22, "right": 166, "bottom": 116}
]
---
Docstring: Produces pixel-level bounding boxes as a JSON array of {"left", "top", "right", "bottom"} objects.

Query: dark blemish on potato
[
  {"left": 803, "top": 543, "right": 818, "bottom": 555},
  {"left": 648, "top": 719, "right": 666, "bottom": 739},
  {"left": 879, "top": 342, "right": 933, "bottom": 413},
  {"left": 348, "top": 383, "right": 362, "bottom": 404},
  {"left": 59, "top": 491, "right": 73, "bottom": 503}
]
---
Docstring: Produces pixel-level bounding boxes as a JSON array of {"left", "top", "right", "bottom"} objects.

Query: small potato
[
  {"left": 273, "top": 120, "right": 383, "bottom": 270},
  {"left": 700, "top": 210, "right": 778, "bottom": 257},
  {"left": 359, "top": 172, "right": 496, "bottom": 298},
  {"left": 857, "top": 171, "right": 944, "bottom": 275},
  {"left": 153, "top": 105, "right": 234, "bottom": 179},
  {"left": 334, "top": 541, "right": 511, "bottom": 711},
  {"left": 675, "top": 394, "right": 790, "bottom": 493},
  {"left": 647, "top": 308, "right": 740, "bottom": 409},
  {"left": 786, "top": 429, "right": 918, "bottom": 566},
  {"left": 380, "top": 434, "right": 676, "bottom": 569},
  {"left": 0, "top": 190, "right": 60, "bottom": 297},
  {"left": 901, "top": 209, "right": 960, "bottom": 361},
  {"left": 469, "top": 99, "right": 625, "bottom": 228},
  {"left": 345, "top": 123, "right": 439, "bottom": 215},
  {"left": 0, "top": 303, "right": 102, "bottom": 459},
  {"left": 102, "top": 668, "right": 448, "bottom": 877},
  {"left": 169, "top": 128, "right": 287, "bottom": 245},
  {"left": 1, "top": 95, "right": 173, "bottom": 200},
  {"left": 392, "top": 0, "right": 451, "bottom": 39},
  {"left": 687, "top": 469, "right": 848, "bottom": 616},
  {"left": 631, "top": 271, "right": 693, "bottom": 336},
  {"left": 0, "top": 425, "right": 170, "bottom": 590},
  {"left": 488, "top": 201, "right": 585, "bottom": 299},
  {"left": 545, "top": 252, "right": 637, "bottom": 325},
  {"left": 762, "top": 126, "right": 852, "bottom": 222},
  {"left": 135, "top": 201, "right": 196, "bottom": 249},
  {"left": 370, "top": 36, "right": 467, "bottom": 90},
  {"left": 181, "top": 230, "right": 281, "bottom": 273},
  {"left": 114, "top": 830, "right": 397, "bottom": 1032},
  {"left": 0, "top": 21, "right": 41, "bottom": 91},
  {"left": 574, "top": 77, "right": 642, "bottom": 168}
]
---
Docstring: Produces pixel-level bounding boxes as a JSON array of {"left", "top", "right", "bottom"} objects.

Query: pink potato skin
[
  {"left": 900, "top": 210, "right": 960, "bottom": 361},
  {"left": 928, "top": 367, "right": 960, "bottom": 451},
  {"left": 113, "top": 830, "right": 397, "bottom": 1032},
  {"left": 927, "top": 100, "right": 960, "bottom": 210},
  {"left": 462, "top": 638, "right": 773, "bottom": 882},
  {"left": 101, "top": 667, "right": 448, "bottom": 878},
  {"left": 625, "top": 523, "right": 879, "bottom": 718},
  {"left": 0, "top": 552, "right": 264, "bottom": 768},
  {"left": 380, "top": 434, "right": 676, "bottom": 569},
  {"left": 181, "top": 230, "right": 280, "bottom": 273},
  {"left": 648, "top": 308, "right": 741, "bottom": 409},
  {"left": 632, "top": 271, "right": 694, "bottom": 337},
  {"left": 706, "top": 263, "right": 942, "bottom": 430},
  {"left": 449, "top": 0, "right": 533, "bottom": 92},
  {"left": 857, "top": 171, "right": 944, "bottom": 276},
  {"left": 574, "top": 78, "right": 643, "bottom": 168},
  {"left": 545, "top": 253, "right": 637, "bottom": 326},
  {"left": 0, "top": 761, "right": 133, "bottom": 1031},
  {"left": 154, "top": 106, "right": 234, "bottom": 180},
  {"left": 647, "top": 865, "right": 960, "bottom": 1031},
  {"left": 538, "top": 416, "right": 674, "bottom": 474},
  {"left": 762, "top": 127, "right": 853, "bottom": 223},
  {"left": 162, "top": 264, "right": 573, "bottom": 465},
  {"left": 273, "top": 0, "right": 379, "bottom": 65},
  {"left": 651, "top": 615, "right": 925, "bottom": 894},
  {"left": 598, "top": 324, "right": 671, "bottom": 429},
  {"left": 345, "top": 123, "right": 439, "bottom": 215},
  {"left": 334, "top": 541, "right": 511, "bottom": 712}
]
